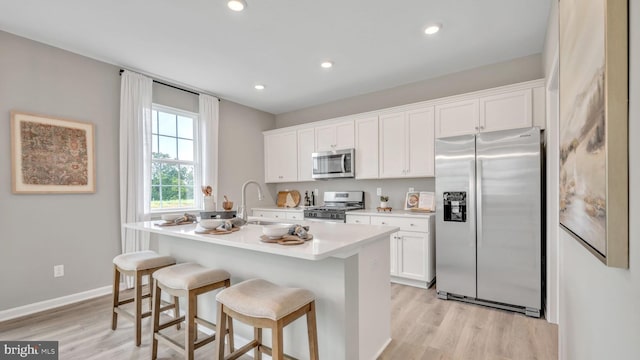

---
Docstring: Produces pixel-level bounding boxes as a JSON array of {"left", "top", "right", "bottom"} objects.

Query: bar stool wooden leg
[
  {"left": 307, "top": 301, "right": 319, "bottom": 360},
  {"left": 254, "top": 327, "right": 262, "bottom": 360},
  {"left": 111, "top": 266, "right": 120, "bottom": 330},
  {"left": 185, "top": 289, "right": 196, "bottom": 360},
  {"left": 134, "top": 271, "right": 144, "bottom": 346},
  {"left": 151, "top": 279, "right": 162, "bottom": 360},
  {"left": 174, "top": 296, "right": 181, "bottom": 330},
  {"left": 148, "top": 274, "right": 154, "bottom": 312},
  {"left": 227, "top": 314, "right": 234, "bottom": 353},
  {"left": 272, "top": 321, "right": 284, "bottom": 360},
  {"left": 215, "top": 302, "right": 227, "bottom": 360}
]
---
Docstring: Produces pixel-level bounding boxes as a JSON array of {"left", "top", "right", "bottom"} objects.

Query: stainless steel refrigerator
[{"left": 435, "top": 127, "right": 543, "bottom": 317}]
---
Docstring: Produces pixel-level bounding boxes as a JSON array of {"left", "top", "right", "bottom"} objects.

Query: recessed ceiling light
[
  {"left": 254, "top": 84, "right": 265, "bottom": 90},
  {"left": 424, "top": 24, "right": 441, "bottom": 35},
  {"left": 320, "top": 61, "right": 333, "bottom": 69},
  {"left": 228, "top": 0, "right": 247, "bottom": 11}
]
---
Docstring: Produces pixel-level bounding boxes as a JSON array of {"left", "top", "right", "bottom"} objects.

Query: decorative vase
[
  {"left": 204, "top": 195, "right": 216, "bottom": 211},
  {"left": 380, "top": 201, "right": 388, "bottom": 208}
]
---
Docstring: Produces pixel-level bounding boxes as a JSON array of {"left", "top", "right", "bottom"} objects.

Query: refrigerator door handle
[{"left": 476, "top": 159, "right": 483, "bottom": 248}]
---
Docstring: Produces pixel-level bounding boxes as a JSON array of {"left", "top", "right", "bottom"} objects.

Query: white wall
[
  {"left": 547, "top": 1, "right": 640, "bottom": 358},
  {"left": 0, "top": 30, "right": 275, "bottom": 312}
]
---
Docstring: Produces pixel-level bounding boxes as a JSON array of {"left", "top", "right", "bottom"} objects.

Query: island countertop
[{"left": 123, "top": 220, "right": 398, "bottom": 261}]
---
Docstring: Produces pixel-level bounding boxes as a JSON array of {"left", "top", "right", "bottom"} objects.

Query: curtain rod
[{"left": 119, "top": 69, "right": 220, "bottom": 101}]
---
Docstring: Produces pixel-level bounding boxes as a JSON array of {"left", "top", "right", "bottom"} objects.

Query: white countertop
[
  {"left": 123, "top": 220, "right": 398, "bottom": 261},
  {"left": 347, "top": 208, "right": 436, "bottom": 218}
]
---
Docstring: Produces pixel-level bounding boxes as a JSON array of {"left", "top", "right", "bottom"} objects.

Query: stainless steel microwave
[{"left": 312, "top": 149, "right": 355, "bottom": 179}]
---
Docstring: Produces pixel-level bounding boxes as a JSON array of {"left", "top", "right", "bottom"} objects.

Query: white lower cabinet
[{"left": 347, "top": 213, "right": 435, "bottom": 288}]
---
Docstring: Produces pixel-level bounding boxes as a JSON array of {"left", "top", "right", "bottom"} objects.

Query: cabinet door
[
  {"left": 297, "top": 128, "right": 315, "bottom": 181},
  {"left": 264, "top": 131, "right": 297, "bottom": 183},
  {"left": 390, "top": 233, "right": 398, "bottom": 276},
  {"left": 406, "top": 107, "right": 435, "bottom": 177},
  {"left": 314, "top": 124, "right": 336, "bottom": 152},
  {"left": 379, "top": 112, "right": 406, "bottom": 178},
  {"left": 434, "top": 99, "right": 479, "bottom": 138},
  {"left": 315, "top": 120, "right": 354, "bottom": 151},
  {"left": 397, "top": 231, "right": 427, "bottom": 281},
  {"left": 334, "top": 120, "right": 355, "bottom": 149},
  {"left": 480, "top": 88, "right": 532, "bottom": 132},
  {"left": 252, "top": 210, "right": 283, "bottom": 219},
  {"left": 355, "top": 116, "right": 379, "bottom": 179}
]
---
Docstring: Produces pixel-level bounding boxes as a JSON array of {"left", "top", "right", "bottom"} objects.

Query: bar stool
[
  {"left": 111, "top": 250, "right": 177, "bottom": 346},
  {"left": 151, "top": 263, "right": 232, "bottom": 360},
  {"left": 214, "top": 279, "right": 319, "bottom": 360}
]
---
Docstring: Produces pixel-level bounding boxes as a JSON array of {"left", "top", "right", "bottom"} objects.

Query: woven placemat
[
  {"left": 259, "top": 234, "right": 313, "bottom": 245},
  {"left": 195, "top": 227, "right": 241, "bottom": 235}
]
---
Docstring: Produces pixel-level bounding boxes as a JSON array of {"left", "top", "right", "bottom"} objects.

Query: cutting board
[{"left": 276, "top": 190, "right": 301, "bottom": 207}]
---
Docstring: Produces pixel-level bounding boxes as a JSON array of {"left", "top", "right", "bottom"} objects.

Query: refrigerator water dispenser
[{"left": 443, "top": 192, "right": 466, "bottom": 222}]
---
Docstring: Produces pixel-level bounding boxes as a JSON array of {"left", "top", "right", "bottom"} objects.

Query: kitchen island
[{"left": 123, "top": 220, "right": 398, "bottom": 360}]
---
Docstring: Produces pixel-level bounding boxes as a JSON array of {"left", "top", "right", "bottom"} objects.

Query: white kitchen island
[{"left": 123, "top": 220, "right": 398, "bottom": 360}]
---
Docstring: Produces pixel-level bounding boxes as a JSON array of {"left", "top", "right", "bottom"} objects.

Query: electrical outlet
[
  {"left": 54, "top": 265, "right": 64, "bottom": 278},
  {"left": 408, "top": 187, "right": 415, "bottom": 192},
  {"left": 376, "top": 188, "right": 382, "bottom": 196}
]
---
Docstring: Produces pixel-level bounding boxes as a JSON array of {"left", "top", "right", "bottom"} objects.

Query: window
[{"left": 151, "top": 104, "right": 200, "bottom": 211}]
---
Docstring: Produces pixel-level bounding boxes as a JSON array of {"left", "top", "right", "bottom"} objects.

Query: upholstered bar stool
[
  {"left": 112, "top": 250, "right": 177, "bottom": 346},
  {"left": 151, "top": 263, "right": 232, "bottom": 360},
  {"left": 214, "top": 279, "right": 319, "bottom": 360}
]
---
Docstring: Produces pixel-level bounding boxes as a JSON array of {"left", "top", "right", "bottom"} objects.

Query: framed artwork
[
  {"left": 404, "top": 192, "right": 420, "bottom": 210},
  {"left": 10, "top": 111, "right": 96, "bottom": 194},
  {"left": 404, "top": 191, "right": 435, "bottom": 211},
  {"left": 558, "top": 0, "right": 628, "bottom": 267}
]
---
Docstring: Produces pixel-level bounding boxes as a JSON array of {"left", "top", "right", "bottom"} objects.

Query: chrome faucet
[{"left": 238, "top": 180, "right": 264, "bottom": 221}]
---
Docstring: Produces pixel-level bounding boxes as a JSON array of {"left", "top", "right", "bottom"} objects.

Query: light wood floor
[{"left": 0, "top": 284, "right": 557, "bottom": 360}]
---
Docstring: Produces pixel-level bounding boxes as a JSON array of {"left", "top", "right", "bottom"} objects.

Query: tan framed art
[
  {"left": 558, "top": 0, "right": 628, "bottom": 267},
  {"left": 10, "top": 111, "right": 96, "bottom": 194}
]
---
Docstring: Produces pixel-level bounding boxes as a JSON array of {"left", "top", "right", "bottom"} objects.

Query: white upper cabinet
[
  {"left": 354, "top": 116, "right": 379, "bottom": 179},
  {"left": 406, "top": 108, "right": 435, "bottom": 177},
  {"left": 315, "top": 120, "right": 355, "bottom": 151},
  {"left": 379, "top": 112, "right": 406, "bottom": 178},
  {"left": 435, "top": 86, "right": 539, "bottom": 138},
  {"left": 264, "top": 130, "right": 297, "bottom": 183},
  {"left": 434, "top": 99, "right": 479, "bottom": 138},
  {"left": 297, "top": 128, "right": 315, "bottom": 182},
  {"left": 380, "top": 106, "right": 435, "bottom": 178},
  {"left": 479, "top": 88, "right": 532, "bottom": 133}
]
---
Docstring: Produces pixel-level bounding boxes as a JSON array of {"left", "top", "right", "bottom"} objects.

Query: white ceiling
[{"left": 0, "top": 0, "right": 551, "bottom": 115}]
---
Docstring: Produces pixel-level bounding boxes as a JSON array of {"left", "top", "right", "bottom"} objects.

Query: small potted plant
[{"left": 379, "top": 195, "right": 389, "bottom": 208}]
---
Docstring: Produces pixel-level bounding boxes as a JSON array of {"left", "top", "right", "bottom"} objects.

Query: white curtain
[
  {"left": 119, "top": 71, "right": 153, "bottom": 256},
  {"left": 199, "top": 94, "right": 220, "bottom": 207}
]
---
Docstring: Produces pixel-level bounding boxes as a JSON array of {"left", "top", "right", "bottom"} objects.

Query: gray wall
[
  {"left": 276, "top": 54, "right": 543, "bottom": 128},
  {"left": 0, "top": 30, "right": 121, "bottom": 310},
  {"left": 547, "top": 1, "right": 640, "bottom": 358},
  {"left": 0, "top": 30, "right": 275, "bottom": 311},
  {"left": 271, "top": 54, "right": 543, "bottom": 206},
  {"left": 218, "top": 100, "right": 276, "bottom": 209}
]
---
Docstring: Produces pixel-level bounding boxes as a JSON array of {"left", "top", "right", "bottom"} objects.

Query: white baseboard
[
  {"left": 374, "top": 338, "right": 393, "bottom": 359},
  {"left": 0, "top": 285, "right": 114, "bottom": 322}
]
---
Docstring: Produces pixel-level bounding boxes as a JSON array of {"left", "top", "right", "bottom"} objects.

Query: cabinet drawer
[
  {"left": 370, "top": 216, "right": 429, "bottom": 232},
  {"left": 346, "top": 215, "right": 371, "bottom": 224},
  {"left": 286, "top": 212, "right": 303, "bottom": 221},
  {"left": 252, "top": 210, "right": 285, "bottom": 220}
]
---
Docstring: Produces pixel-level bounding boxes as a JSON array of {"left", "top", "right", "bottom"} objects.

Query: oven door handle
[{"left": 341, "top": 154, "right": 346, "bottom": 173}]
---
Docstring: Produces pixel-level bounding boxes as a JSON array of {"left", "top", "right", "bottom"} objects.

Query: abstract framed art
[
  {"left": 10, "top": 111, "right": 96, "bottom": 194},
  {"left": 558, "top": 0, "right": 628, "bottom": 267}
]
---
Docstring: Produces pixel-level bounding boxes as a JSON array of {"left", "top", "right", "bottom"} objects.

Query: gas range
[{"left": 303, "top": 191, "right": 365, "bottom": 223}]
